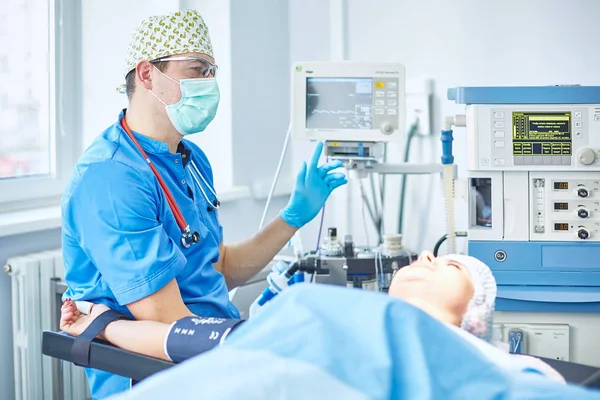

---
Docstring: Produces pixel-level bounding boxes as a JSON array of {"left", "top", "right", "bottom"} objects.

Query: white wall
[
  {"left": 180, "top": 0, "right": 234, "bottom": 191},
  {"left": 230, "top": 0, "right": 293, "bottom": 191},
  {"left": 81, "top": 0, "right": 177, "bottom": 148},
  {"left": 325, "top": 0, "right": 600, "bottom": 253}
]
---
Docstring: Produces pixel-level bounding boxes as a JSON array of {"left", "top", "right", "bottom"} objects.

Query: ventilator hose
[
  {"left": 443, "top": 164, "right": 456, "bottom": 254},
  {"left": 433, "top": 231, "right": 468, "bottom": 257}
]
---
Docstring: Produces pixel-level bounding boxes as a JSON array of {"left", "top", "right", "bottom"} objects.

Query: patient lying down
[{"left": 61, "top": 252, "right": 564, "bottom": 384}]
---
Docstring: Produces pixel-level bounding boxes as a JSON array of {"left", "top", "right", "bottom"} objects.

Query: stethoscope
[{"left": 120, "top": 117, "right": 220, "bottom": 248}]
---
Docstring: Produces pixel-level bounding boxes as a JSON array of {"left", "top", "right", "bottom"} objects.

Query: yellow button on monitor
[{"left": 375, "top": 81, "right": 385, "bottom": 89}]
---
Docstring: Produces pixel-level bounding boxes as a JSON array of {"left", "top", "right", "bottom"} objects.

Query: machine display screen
[
  {"left": 512, "top": 112, "right": 572, "bottom": 156},
  {"left": 554, "top": 223, "right": 569, "bottom": 231},
  {"left": 554, "top": 181, "right": 569, "bottom": 190},
  {"left": 306, "top": 78, "right": 374, "bottom": 130},
  {"left": 554, "top": 202, "right": 569, "bottom": 210}
]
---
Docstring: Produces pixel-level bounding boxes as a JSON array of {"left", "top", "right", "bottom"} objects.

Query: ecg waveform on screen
[
  {"left": 305, "top": 78, "right": 374, "bottom": 130},
  {"left": 311, "top": 109, "right": 356, "bottom": 115}
]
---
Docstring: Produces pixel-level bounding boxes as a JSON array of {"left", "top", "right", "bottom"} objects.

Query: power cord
[
  {"left": 259, "top": 123, "right": 292, "bottom": 229},
  {"left": 398, "top": 118, "right": 420, "bottom": 234},
  {"left": 315, "top": 204, "right": 326, "bottom": 252}
]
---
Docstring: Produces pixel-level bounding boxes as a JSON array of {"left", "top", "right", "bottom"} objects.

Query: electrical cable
[
  {"left": 259, "top": 123, "right": 292, "bottom": 229},
  {"left": 358, "top": 175, "right": 382, "bottom": 245},
  {"left": 369, "top": 173, "right": 383, "bottom": 245},
  {"left": 315, "top": 203, "right": 326, "bottom": 252},
  {"left": 378, "top": 250, "right": 384, "bottom": 291},
  {"left": 378, "top": 174, "right": 385, "bottom": 238},
  {"left": 377, "top": 143, "right": 388, "bottom": 238},
  {"left": 397, "top": 118, "right": 420, "bottom": 234},
  {"left": 373, "top": 249, "right": 381, "bottom": 290},
  {"left": 358, "top": 179, "right": 377, "bottom": 230},
  {"left": 380, "top": 143, "right": 388, "bottom": 212},
  {"left": 361, "top": 194, "right": 370, "bottom": 248},
  {"left": 369, "top": 174, "right": 380, "bottom": 221}
]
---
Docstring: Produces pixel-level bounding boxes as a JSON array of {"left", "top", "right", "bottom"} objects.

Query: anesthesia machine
[
  {"left": 250, "top": 62, "right": 457, "bottom": 317},
  {"left": 446, "top": 86, "right": 600, "bottom": 313}
]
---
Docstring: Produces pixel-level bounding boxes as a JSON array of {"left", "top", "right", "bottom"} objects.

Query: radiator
[{"left": 4, "top": 250, "right": 90, "bottom": 400}]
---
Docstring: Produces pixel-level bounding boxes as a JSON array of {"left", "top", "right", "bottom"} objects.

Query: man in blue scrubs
[{"left": 61, "top": 9, "right": 347, "bottom": 399}]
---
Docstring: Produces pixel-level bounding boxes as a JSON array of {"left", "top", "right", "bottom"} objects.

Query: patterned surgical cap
[{"left": 117, "top": 9, "right": 214, "bottom": 93}]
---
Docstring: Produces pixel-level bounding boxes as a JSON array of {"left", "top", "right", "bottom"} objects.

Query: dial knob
[
  {"left": 577, "top": 228, "right": 590, "bottom": 240},
  {"left": 578, "top": 148, "right": 596, "bottom": 166},
  {"left": 380, "top": 123, "right": 394, "bottom": 135},
  {"left": 578, "top": 207, "right": 590, "bottom": 218},
  {"left": 578, "top": 187, "right": 589, "bottom": 198}
]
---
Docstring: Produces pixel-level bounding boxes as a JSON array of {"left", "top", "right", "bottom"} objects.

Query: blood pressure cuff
[{"left": 165, "top": 316, "right": 245, "bottom": 363}]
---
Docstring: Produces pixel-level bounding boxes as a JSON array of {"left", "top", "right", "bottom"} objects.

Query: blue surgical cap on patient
[{"left": 440, "top": 254, "right": 497, "bottom": 342}]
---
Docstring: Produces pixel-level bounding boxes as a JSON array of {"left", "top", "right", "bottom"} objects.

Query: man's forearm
[
  {"left": 126, "top": 279, "right": 196, "bottom": 324},
  {"left": 220, "top": 216, "right": 298, "bottom": 289},
  {"left": 104, "top": 319, "right": 171, "bottom": 361}
]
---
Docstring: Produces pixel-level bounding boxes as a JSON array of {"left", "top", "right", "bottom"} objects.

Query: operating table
[
  {"left": 42, "top": 328, "right": 600, "bottom": 389},
  {"left": 42, "top": 279, "right": 600, "bottom": 394}
]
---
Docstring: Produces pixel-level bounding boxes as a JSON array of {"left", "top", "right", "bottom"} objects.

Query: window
[{"left": 0, "top": 0, "right": 80, "bottom": 210}]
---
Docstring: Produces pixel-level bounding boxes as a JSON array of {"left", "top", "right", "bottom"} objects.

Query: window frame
[{"left": 0, "top": 0, "right": 82, "bottom": 212}]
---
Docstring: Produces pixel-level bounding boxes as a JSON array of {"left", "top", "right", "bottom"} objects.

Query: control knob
[
  {"left": 380, "top": 122, "right": 394, "bottom": 135},
  {"left": 577, "top": 207, "right": 590, "bottom": 219},
  {"left": 578, "top": 148, "right": 596, "bottom": 166},
  {"left": 577, "top": 187, "right": 590, "bottom": 198},
  {"left": 577, "top": 227, "right": 590, "bottom": 240}
]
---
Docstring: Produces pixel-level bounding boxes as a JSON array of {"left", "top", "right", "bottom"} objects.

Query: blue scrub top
[{"left": 61, "top": 110, "right": 239, "bottom": 399}]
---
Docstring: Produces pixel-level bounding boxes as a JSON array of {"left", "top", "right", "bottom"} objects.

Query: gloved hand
[{"left": 280, "top": 142, "right": 347, "bottom": 228}]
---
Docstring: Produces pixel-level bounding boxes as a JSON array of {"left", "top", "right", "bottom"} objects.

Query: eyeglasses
[{"left": 152, "top": 56, "right": 218, "bottom": 78}]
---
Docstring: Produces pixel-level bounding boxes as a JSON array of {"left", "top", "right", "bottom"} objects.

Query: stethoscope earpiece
[
  {"left": 192, "top": 231, "right": 200, "bottom": 243},
  {"left": 207, "top": 200, "right": 220, "bottom": 212}
]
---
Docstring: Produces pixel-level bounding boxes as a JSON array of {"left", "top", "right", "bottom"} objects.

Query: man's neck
[
  {"left": 125, "top": 104, "right": 181, "bottom": 154},
  {"left": 404, "top": 298, "right": 462, "bottom": 327}
]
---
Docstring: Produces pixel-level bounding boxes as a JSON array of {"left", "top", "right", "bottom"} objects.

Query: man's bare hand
[{"left": 60, "top": 298, "right": 110, "bottom": 337}]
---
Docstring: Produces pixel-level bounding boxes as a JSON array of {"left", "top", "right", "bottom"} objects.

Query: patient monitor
[
  {"left": 290, "top": 61, "right": 442, "bottom": 177},
  {"left": 291, "top": 62, "right": 406, "bottom": 151}
]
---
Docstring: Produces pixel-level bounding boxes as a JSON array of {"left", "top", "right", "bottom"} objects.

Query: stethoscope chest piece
[{"left": 181, "top": 229, "right": 201, "bottom": 249}]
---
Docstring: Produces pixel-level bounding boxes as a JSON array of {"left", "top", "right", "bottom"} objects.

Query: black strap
[
  {"left": 71, "top": 309, "right": 130, "bottom": 367},
  {"left": 582, "top": 369, "right": 600, "bottom": 388}
]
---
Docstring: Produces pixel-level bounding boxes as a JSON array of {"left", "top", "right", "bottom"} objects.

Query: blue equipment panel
[
  {"left": 448, "top": 86, "right": 600, "bottom": 105},
  {"left": 469, "top": 241, "right": 600, "bottom": 312}
]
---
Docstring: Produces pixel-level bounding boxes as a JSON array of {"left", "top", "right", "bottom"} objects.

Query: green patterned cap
[{"left": 117, "top": 9, "right": 214, "bottom": 93}]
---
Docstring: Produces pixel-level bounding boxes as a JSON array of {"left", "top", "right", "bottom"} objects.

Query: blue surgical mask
[{"left": 151, "top": 69, "right": 220, "bottom": 135}]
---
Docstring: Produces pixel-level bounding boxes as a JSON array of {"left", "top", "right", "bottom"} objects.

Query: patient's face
[{"left": 388, "top": 251, "right": 474, "bottom": 324}]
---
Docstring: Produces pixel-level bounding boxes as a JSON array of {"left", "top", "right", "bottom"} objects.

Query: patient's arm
[{"left": 60, "top": 299, "right": 171, "bottom": 361}]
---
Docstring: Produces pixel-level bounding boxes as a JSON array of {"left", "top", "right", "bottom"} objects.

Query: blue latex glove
[{"left": 280, "top": 142, "right": 348, "bottom": 228}]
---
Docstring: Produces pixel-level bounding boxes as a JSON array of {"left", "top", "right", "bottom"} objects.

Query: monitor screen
[
  {"left": 512, "top": 112, "right": 572, "bottom": 157},
  {"left": 306, "top": 78, "right": 374, "bottom": 130}
]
